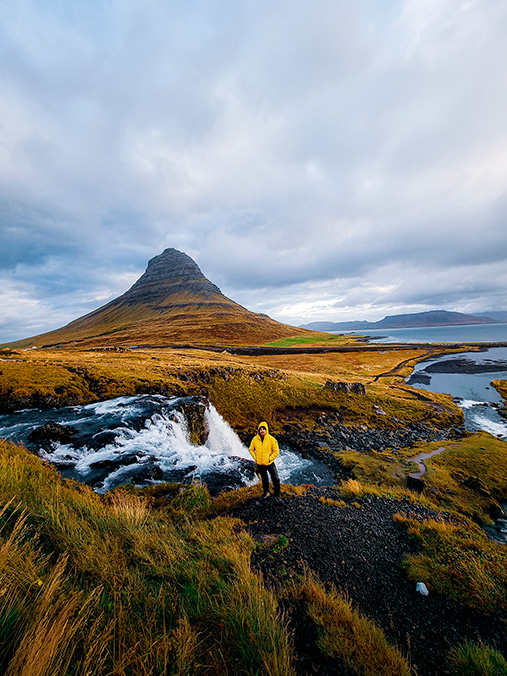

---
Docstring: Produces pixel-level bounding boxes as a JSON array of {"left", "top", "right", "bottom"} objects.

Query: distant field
[{"left": 267, "top": 334, "right": 350, "bottom": 347}]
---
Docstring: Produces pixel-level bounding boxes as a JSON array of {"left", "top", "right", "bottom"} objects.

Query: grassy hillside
[
  {"left": 0, "top": 342, "right": 507, "bottom": 674},
  {"left": 0, "top": 438, "right": 295, "bottom": 676},
  {"left": 0, "top": 345, "right": 463, "bottom": 436}
]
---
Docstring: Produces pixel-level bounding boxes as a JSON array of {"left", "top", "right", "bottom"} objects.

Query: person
[{"left": 249, "top": 421, "right": 281, "bottom": 502}]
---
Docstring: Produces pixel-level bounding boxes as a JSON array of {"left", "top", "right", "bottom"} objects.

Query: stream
[
  {"left": 406, "top": 346, "right": 507, "bottom": 543},
  {"left": 0, "top": 394, "right": 334, "bottom": 495}
]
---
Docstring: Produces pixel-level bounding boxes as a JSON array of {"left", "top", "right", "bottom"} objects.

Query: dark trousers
[{"left": 256, "top": 463, "right": 280, "bottom": 497}]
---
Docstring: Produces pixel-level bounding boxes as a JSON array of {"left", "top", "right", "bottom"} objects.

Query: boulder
[
  {"left": 28, "top": 422, "right": 77, "bottom": 446},
  {"left": 325, "top": 381, "right": 366, "bottom": 396},
  {"left": 177, "top": 398, "right": 209, "bottom": 446}
]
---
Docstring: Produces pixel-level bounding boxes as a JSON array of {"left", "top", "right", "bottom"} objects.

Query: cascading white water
[{"left": 0, "top": 395, "right": 333, "bottom": 493}]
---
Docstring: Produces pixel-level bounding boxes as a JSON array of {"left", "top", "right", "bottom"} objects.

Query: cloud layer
[{"left": 1, "top": 0, "right": 507, "bottom": 341}]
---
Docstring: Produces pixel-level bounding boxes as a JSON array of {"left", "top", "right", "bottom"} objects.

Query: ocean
[{"left": 340, "top": 322, "right": 507, "bottom": 344}]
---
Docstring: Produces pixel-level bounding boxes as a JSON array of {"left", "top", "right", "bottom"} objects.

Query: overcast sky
[{"left": 1, "top": 0, "right": 507, "bottom": 342}]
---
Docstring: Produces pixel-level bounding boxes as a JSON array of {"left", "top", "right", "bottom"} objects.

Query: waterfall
[{"left": 0, "top": 394, "right": 334, "bottom": 493}]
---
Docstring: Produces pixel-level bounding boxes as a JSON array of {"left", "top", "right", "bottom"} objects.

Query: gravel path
[{"left": 230, "top": 488, "right": 507, "bottom": 676}]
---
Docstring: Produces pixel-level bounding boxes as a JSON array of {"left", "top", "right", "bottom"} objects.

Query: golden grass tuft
[
  {"left": 319, "top": 497, "right": 346, "bottom": 508},
  {"left": 395, "top": 514, "right": 507, "bottom": 614},
  {"left": 285, "top": 573, "right": 411, "bottom": 676}
]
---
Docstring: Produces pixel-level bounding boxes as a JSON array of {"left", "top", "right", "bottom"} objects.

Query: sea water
[
  {"left": 341, "top": 322, "right": 507, "bottom": 344},
  {"left": 406, "top": 347, "right": 507, "bottom": 440}
]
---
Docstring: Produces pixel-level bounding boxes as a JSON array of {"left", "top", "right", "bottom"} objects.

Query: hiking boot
[
  {"left": 274, "top": 496, "right": 282, "bottom": 503},
  {"left": 261, "top": 492, "right": 271, "bottom": 499}
]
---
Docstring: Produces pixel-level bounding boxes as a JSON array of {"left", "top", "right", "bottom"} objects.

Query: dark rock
[
  {"left": 87, "top": 430, "right": 121, "bottom": 450},
  {"left": 28, "top": 422, "right": 77, "bottom": 446},
  {"left": 325, "top": 381, "right": 366, "bottom": 395},
  {"left": 229, "top": 490, "right": 507, "bottom": 676},
  {"left": 407, "top": 475, "right": 425, "bottom": 492},
  {"left": 462, "top": 475, "right": 493, "bottom": 497},
  {"left": 176, "top": 398, "right": 209, "bottom": 445}
]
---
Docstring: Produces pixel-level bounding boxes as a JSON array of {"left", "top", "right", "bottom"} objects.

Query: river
[
  {"left": 0, "top": 395, "right": 334, "bottom": 494},
  {"left": 406, "top": 347, "right": 507, "bottom": 440}
]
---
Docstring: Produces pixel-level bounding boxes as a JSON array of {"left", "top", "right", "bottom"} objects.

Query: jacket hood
[{"left": 258, "top": 421, "right": 269, "bottom": 434}]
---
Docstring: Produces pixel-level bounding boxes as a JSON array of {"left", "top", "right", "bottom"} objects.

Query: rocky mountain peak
[
  {"left": 130, "top": 248, "right": 205, "bottom": 288},
  {"left": 118, "top": 248, "right": 223, "bottom": 307}
]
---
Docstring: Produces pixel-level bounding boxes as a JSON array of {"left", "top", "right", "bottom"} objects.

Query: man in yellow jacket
[{"left": 249, "top": 422, "right": 281, "bottom": 501}]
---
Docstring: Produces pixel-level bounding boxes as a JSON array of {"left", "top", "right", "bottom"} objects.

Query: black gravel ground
[{"left": 229, "top": 488, "right": 507, "bottom": 676}]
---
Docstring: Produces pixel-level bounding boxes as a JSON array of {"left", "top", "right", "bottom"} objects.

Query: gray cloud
[{"left": 1, "top": 0, "right": 507, "bottom": 342}]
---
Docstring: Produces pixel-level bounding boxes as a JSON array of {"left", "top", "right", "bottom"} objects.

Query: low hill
[
  {"left": 474, "top": 311, "right": 507, "bottom": 322},
  {"left": 301, "top": 310, "right": 498, "bottom": 332},
  {"left": 11, "top": 249, "right": 316, "bottom": 349}
]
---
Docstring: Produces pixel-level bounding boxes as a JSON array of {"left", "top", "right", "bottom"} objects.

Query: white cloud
[{"left": 0, "top": 0, "right": 507, "bottom": 340}]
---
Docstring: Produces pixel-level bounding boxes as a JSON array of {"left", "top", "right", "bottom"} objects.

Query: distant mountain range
[
  {"left": 301, "top": 310, "right": 505, "bottom": 332},
  {"left": 12, "top": 249, "right": 314, "bottom": 349}
]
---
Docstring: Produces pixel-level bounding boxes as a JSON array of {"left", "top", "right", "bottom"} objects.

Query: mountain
[
  {"left": 376, "top": 310, "right": 497, "bottom": 328},
  {"left": 13, "top": 249, "right": 313, "bottom": 348},
  {"left": 473, "top": 311, "right": 507, "bottom": 322},
  {"left": 301, "top": 310, "right": 499, "bottom": 331}
]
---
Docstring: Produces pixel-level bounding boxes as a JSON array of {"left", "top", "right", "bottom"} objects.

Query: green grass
[
  {"left": 448, "top": 641, "right": 507, "bottom": 676},
  {"left": 394, "top": 513, "right": 507, "bottom": 614},
  {"left": 267, "top": 335, "right": 349, "bottom": 347},
  {"left": 405, "top": 433, "right": 507, "bottom": 523},
  {"left": 333, "top": 432, "right": 507, "bottom": 524}
]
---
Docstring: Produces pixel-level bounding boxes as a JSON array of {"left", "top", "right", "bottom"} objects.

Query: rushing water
[
  {"left": 0, "top": 395, "right": 334, "bottom": 494},
  {"left": 406, "top": 347, "right": 507, "bottom": 440}
]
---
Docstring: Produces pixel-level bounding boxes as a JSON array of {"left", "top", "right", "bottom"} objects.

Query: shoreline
[{"left": 123, "top": 341, "right": 507, "bottom": 355}]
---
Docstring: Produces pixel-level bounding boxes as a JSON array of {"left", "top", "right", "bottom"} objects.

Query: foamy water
[
  {"left": 0, "top": 395, "right": 334, "bottom": 493},
  {"left": 407, "top": 347, "right": 507, "bottom": 440}
]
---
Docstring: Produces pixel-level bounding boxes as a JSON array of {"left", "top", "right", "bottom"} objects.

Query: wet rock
[
  {"left": 177, "top": 397, "right": 209, "bottom": 445},
  {"left": 86, "top": 430, "right": 122, "bottom": 450},
  {"left": 28, "top": 422, "right": 77, "bottom": 446}
]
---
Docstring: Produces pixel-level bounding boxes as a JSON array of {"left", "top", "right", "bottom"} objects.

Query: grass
[
  {"left": 333, "top": 432, "right": 507, "bottom": 524},
  {"left": 394, "top": 513, "right": 507, "bottom": 614},
  {"left": 336, "top": 449, "right": 410, "bottom": 490},
  {"left": 448, "top": 641, "right": 507, "bottom": 676},
  {"left": 0, "top": 346, "right": 465, "bottom": 454},
  {"left": 402, "top": 433, "right": 507, "bottom": 523},
  {"left": 267, "top": 335, "right": 350, "bottom": 347},
  {"left": 284, "top": 572, "right": 411, "bottom": 676},
  {"left": 0, "top": 438, "right": 296, "bottom": 675},
  {"left": 2, "top": 342, "right": 505, "bottom": 671}
]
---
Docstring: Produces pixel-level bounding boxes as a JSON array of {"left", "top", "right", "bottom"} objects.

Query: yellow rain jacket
[{"left": 249, "top": 422, "right": 279, "bottom": 466}]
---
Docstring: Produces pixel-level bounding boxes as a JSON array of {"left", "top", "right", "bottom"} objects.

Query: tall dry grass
[
  {"left": 284, "top": 572, "right": 411, "bottom": 676},
  {"left": 0, "top": 439, "right": 295, "bottom": 675}
]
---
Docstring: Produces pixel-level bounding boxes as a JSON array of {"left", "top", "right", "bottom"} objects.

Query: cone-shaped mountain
[{"left": 14, "top": 249, "right": 312, "bottom": 348}]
